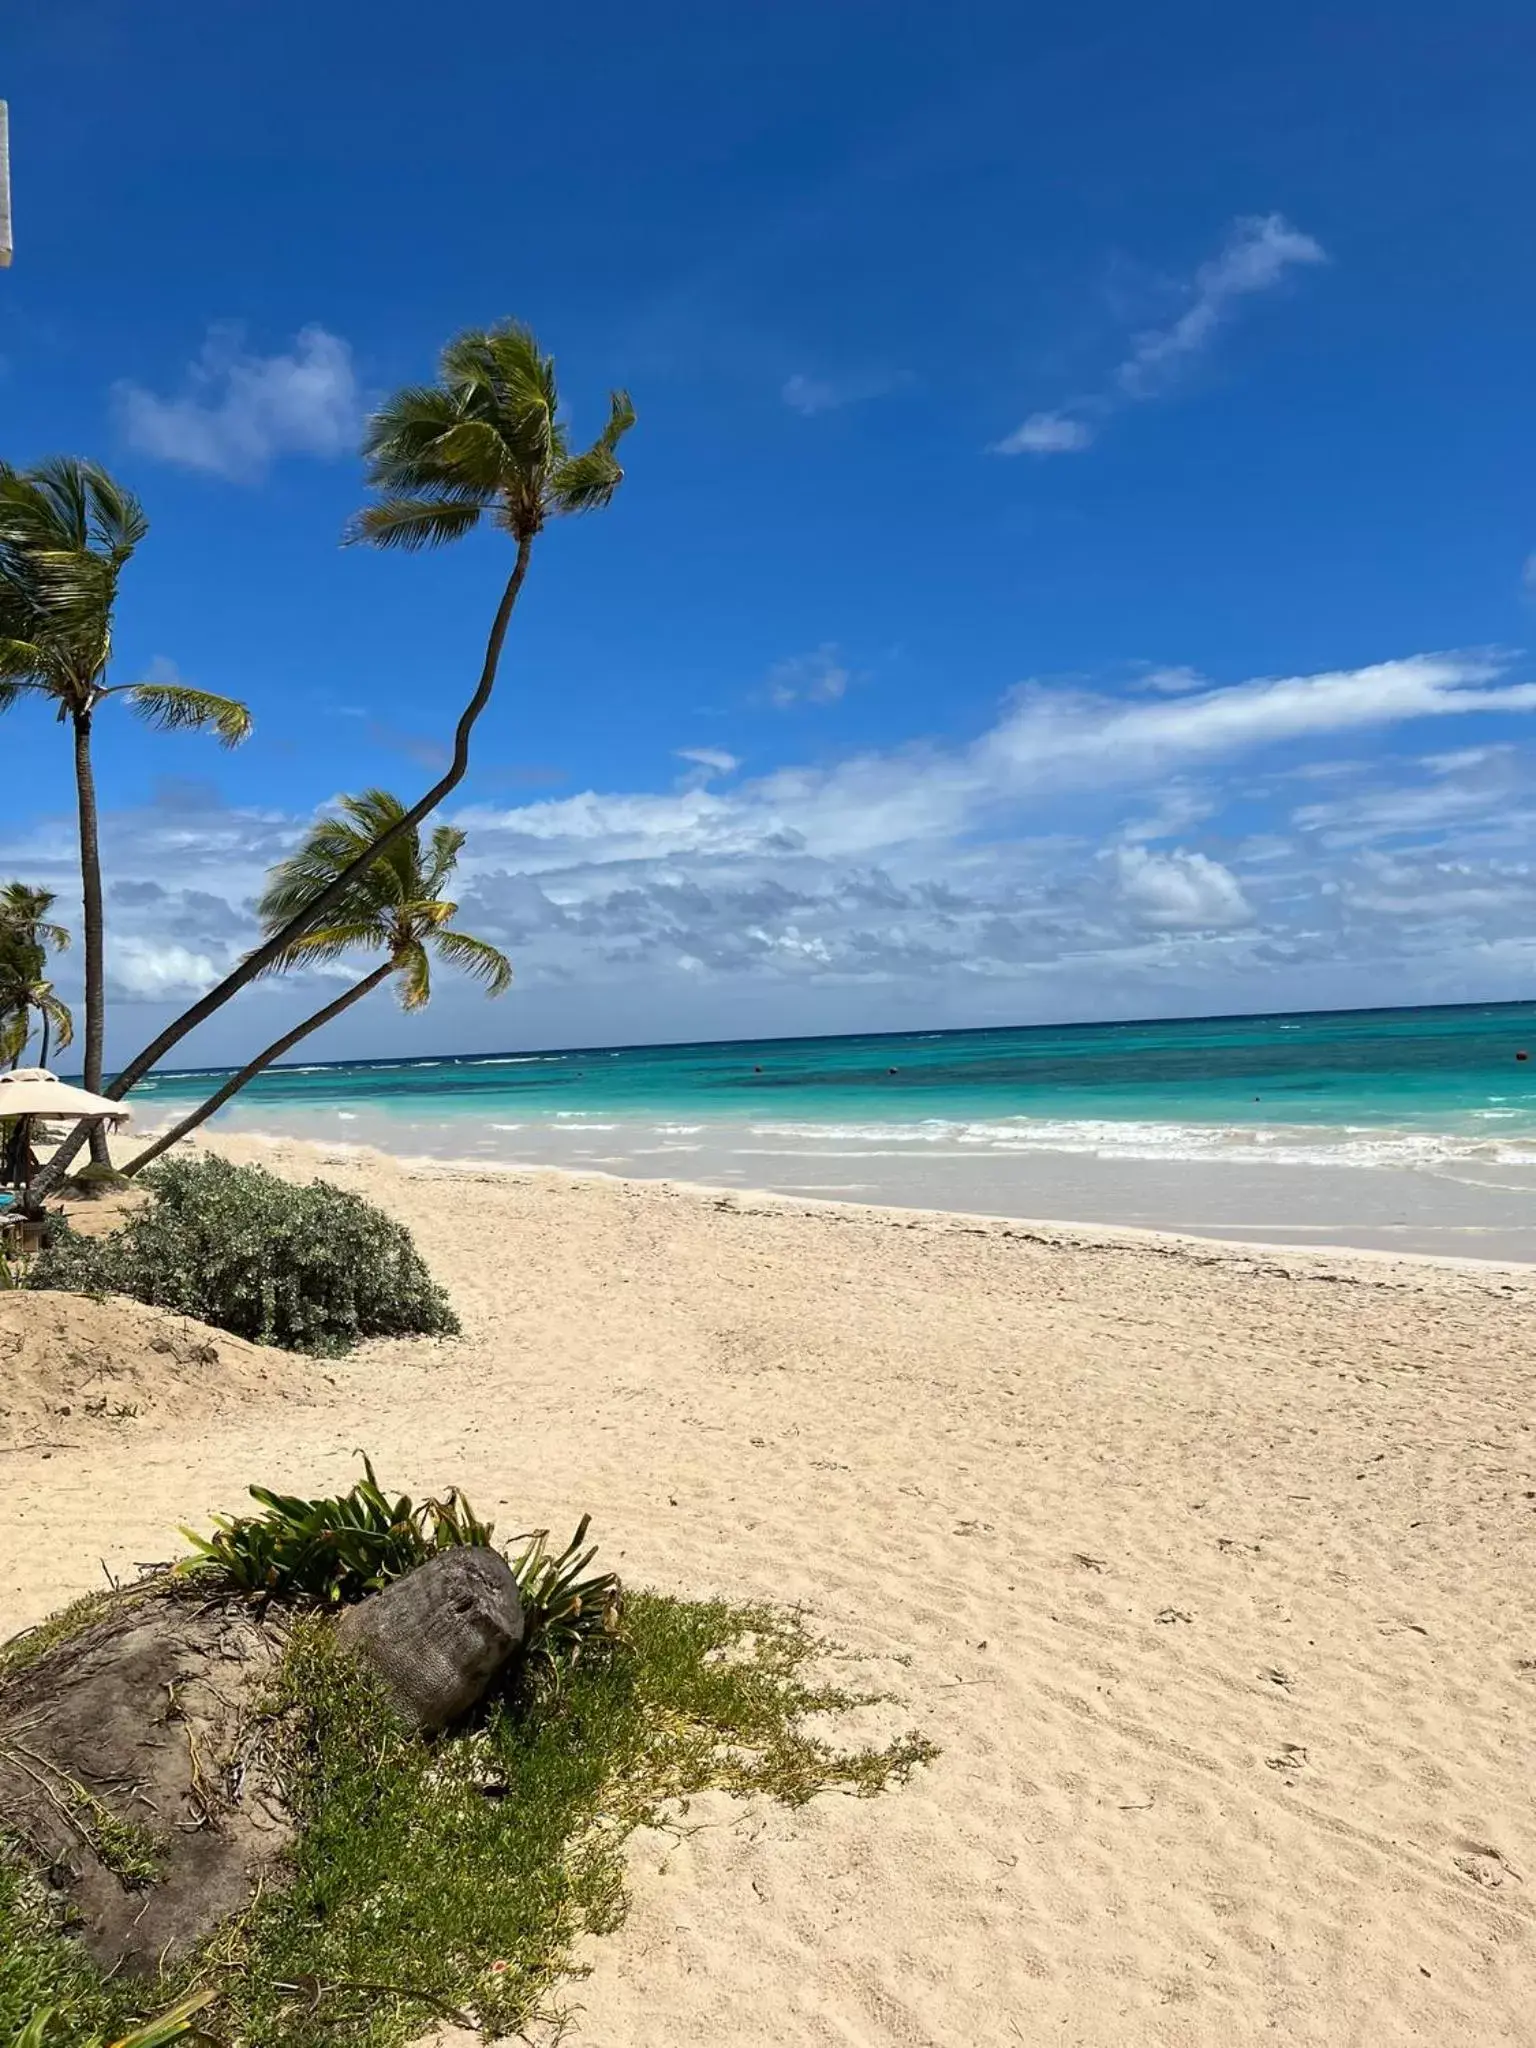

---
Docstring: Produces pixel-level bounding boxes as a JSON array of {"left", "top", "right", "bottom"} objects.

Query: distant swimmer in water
[
  {"left": 1518, "top": 1050, "right": 1530, "bottom": 1062},
  {"left": 754, "top": 1065, "right": 763, "bottom": 1073},
  {"left": 887, "top": 1067, "right": 899, "bottom": 1075}
]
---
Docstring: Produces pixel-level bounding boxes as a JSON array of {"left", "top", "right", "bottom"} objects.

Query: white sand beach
[{"left": 4, "top": 1133, "right": 1535, "bottom": 2045}]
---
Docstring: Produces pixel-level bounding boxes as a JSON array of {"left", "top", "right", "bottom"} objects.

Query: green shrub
[
  {"left": 27, "top": 1155, "right": 459, "bottom": 1355},
  {"left": 179, "top": 1455, "right": 623, "bottom": 1677}
]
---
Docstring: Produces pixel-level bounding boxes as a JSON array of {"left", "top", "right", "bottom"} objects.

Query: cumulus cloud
[
  {"left": 114, "top": 324, "right": 361, "bottom": 480},
  {"left": 994, "top": 213, "right": 1326, "bottom": 456},
  {"left": 1113, "top": 845, "right": 1252, "bottom": 929},
  {"left": 108, "top": 938, "right": 234, "bottom": 1002},
  {"left": 11, "top": 647, "right": 1536, "bottom": 1057}
]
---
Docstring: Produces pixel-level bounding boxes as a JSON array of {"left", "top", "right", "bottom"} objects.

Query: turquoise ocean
[
  {"left": 126, "top": 1001, "right": 1536, "bottom": 1255},
  {"left": 133, "top": 999, "right": 1536, "bottom": 1170}
]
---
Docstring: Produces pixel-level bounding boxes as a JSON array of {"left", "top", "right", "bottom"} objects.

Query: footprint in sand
[
  {"left": 1266, "top": 1743, "right": 1308, "bottom": 1774},
  {"left": 1453, "top": 1842, "right": 1523, "bottom": 1888}
]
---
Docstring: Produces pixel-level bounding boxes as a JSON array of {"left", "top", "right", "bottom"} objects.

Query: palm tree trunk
[
  {"left": 34, "top": 538, "right": 534, "bottom": 1200},
  {"left": 112, "top": 542, "right": 529, "bottom": 1089},
  {"left": 123, "top": 960, "right": 396, "bottom": 1177},
  {"left": 38, "top": 1004, "right": 50, "bottom": 1070},
  {"left": 72, "top": 710, "right": 112, "bottom": 1167}
]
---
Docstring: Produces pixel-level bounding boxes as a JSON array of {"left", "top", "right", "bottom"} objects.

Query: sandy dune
[{"left": 3, "top": 1133, "right": 1534, "bottom": 2045}]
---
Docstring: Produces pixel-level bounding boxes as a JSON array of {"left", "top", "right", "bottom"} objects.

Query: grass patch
[
  {"left": 0, "top": 1583, "right": 150, "bottom": 1686},
  {"left": 1, "top": 1590, "right": 934, "bottom": 2046}
]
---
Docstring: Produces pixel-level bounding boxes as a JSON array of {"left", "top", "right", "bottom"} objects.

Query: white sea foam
[
  {"left": 743, "top": 1116, "right": 1536, "bottom": 1171},
  {"left": 470, "top": 1055, "right": 558, "bottom": 1066}
]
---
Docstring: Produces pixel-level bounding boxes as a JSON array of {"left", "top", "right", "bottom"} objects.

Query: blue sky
[{"left": 4, "top": 0, "right": 1536, "bottom": 1064}]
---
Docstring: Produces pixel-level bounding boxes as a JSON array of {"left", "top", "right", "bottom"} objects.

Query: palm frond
[
  {"left": 258, "top": 791, "right": 419, "bottom": 939},
  {"left": 37, "top": 986, "right": 74, "bottom": 1051},
  {"left": 547, "top": 387, "right": 635, "bottom": 514},
  {"left": 359, "top": 386, "right": 498, "bottom": 496},
  {"left": 0, "top": 647, "right": 50, "bottom": 695},
  {"left": 124, "top": 683, "right": 253, "bottom": 747},
  {"left": 595, "top": 386, "right": 638, "bottom": 456},
  {"left": 0, "top": 883, "right": 70, "bottom": 952},
  {"left": 261, "top": 921, "right": 390, "bottom": 972},
  {"left": 547, "top": 445, "right": 626, "bottom": 515},
  {"left": 394, "top": 939, "right": 432, "bottom": 1011},
  {"left": 1, "top": 458, "right": 147, "bottom": 562},
  {"left": 424, "top": 822, "right": 466, "bottom": 895},
  {"left": 431, "top": 927, "right": 513, "bottom": 996},
  {"left": 345, "top": 497, "right": 485, "bottom": 552},
  {"left": 0, "top": 1010, "right": 28, "bottom": 1065}
]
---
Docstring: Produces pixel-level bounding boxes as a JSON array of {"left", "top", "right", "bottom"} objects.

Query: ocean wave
[
  {"left": 744, "top": 1116, "right": 1536, "bottom": 1171},
  {"left": 469, "top": 1055, "right": 560, "bottom": 1065}
]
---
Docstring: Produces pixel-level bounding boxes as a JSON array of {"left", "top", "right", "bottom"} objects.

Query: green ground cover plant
[{"left": 1, "top": 1467, "right": 935, "bottom": 2047}]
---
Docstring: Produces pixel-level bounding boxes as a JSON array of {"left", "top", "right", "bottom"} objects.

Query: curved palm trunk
[
  {"left": 38, "top": 1004, "right": 50, "bottom": 1070},
  {"left": 124, "top": 959, "right": 396, "bottom": 1178},
  {"left": 36, "top": 538, "right": 534, "bottom": 1198},
  {"left": 72, "top": 710, "right": 112, "bottom": 1167}
]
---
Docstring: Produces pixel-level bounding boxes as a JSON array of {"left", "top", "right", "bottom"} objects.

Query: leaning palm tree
[
  {"left": 85, "top": 323, "right": 632, "bottom": 1130},
  {"left": 0, "top": 460, "right": 251, "bottom": 1154},
  {"left": 123, "top": 790, "right": 511, "bottom": 1176},
  {"left": 0, "top": 882, "right": 73, "bottom": 1068}
]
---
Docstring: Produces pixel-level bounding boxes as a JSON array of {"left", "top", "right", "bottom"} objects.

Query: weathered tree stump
[
  {"left": 334, "top": 1547, "right": 525, "bottom": 1732},
  {"left": 0, "top": 1587, "right": 292, "bottom": 1974}
]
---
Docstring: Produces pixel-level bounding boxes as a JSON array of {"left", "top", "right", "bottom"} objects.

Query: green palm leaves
[
  {"left": 0, "top": 459, "right": 146, "bottom": 712},
  {"left": 256, "top": 788, "right": 512, "bottom": 1012},
  {"left": 0, "top": 882, "right": 73, "bottom": 1067},
  {"left": 348, "top": 320, "right": 634, "bottom": 552}
]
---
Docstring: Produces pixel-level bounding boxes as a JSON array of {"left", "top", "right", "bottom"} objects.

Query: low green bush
[
  {"left": 27, "top": 1155, "right": 459, "bottom": 1356},
  {"left": 180, "top": 1455, "right": 622, "bottom": 1676}
]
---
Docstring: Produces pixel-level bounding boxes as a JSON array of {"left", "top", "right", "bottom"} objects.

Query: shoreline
[{"left": 143, "top": 1116, "right": 1536, "bottom": 1267}]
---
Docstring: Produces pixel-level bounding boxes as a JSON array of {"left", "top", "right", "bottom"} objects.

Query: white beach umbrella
[
  {"left": 0, "top": 1068, "right": 130, "bottom": 1121},
  {"left": 0, "top": 1068, "right": 130, "bottom": 1204}
]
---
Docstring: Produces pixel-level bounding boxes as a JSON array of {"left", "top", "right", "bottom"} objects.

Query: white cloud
[
  {"left": 676, "top": 746, "right": 741, "bottom": 776},
  {"left": 993, "top": 213, "right": 1325, "bottom": 456},
  {"left": 1134, "top": 664, "right": 1208, "bottom": 695},
  {"left": 114, "top": 324, "right": 361, "bottom": 480},
  {"left": 1113, "top": 845, "right": 1252, "bottom": 929},
  {"left": 781, "top": 370, "right": 908, "bottom": 416},
  {"left": 1114, "top": 214, "right": 1326, "bottom": 400},
  {"left": 980, "top": 655, "right": 1536, "bottom": 791},
  {"left": 108, "top": 937, "right": 230, "bottom": 1002},
  {"left": 766, "top": 645, "right": 850, "bottom": 708},
  {"left": 991, "top": 411, "right": 1095, "bottom": 456},
  {"left": 12, "top": 647, "right": 1536, "bottom": 1060}
]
